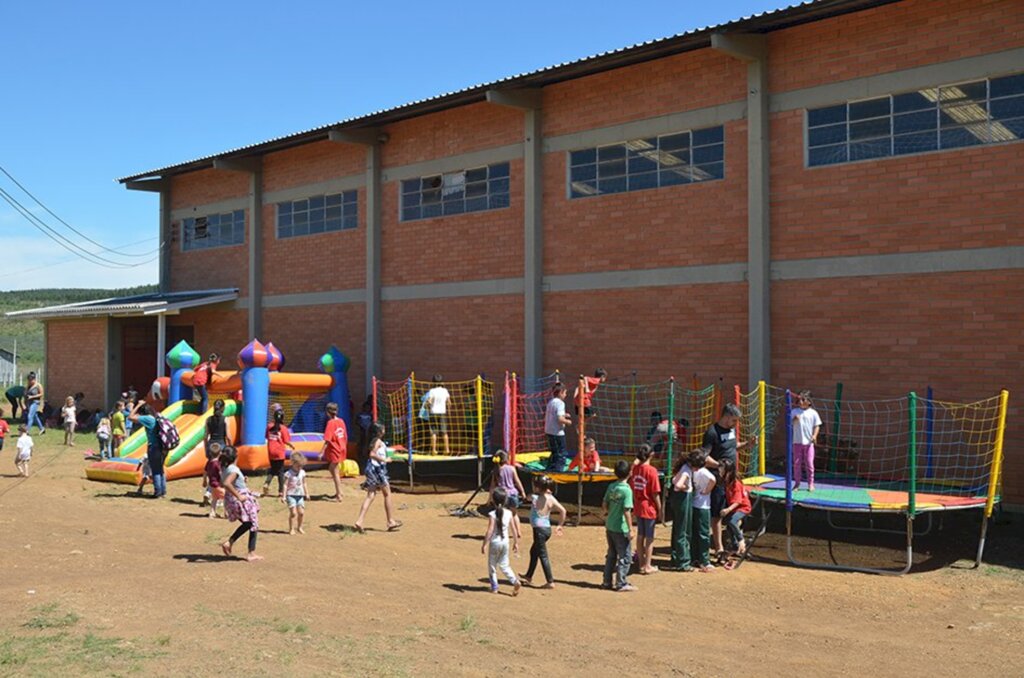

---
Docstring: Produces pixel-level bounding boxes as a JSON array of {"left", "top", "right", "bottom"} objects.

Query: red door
[{"left": 121, "top": 322, "right": 157, "bottom": 396}]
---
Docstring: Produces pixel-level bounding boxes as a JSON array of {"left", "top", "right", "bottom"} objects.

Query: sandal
[{"left": 387, "top": 521, "right": 403, "bottom": 532}]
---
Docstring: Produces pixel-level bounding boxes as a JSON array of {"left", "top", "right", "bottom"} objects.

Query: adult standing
[
  {"left": 5, "top": 383, "right": 25, "bottom": 421},
  {"left": 24, "top": 372, "right": 45, "bottom": 434},
  {"left": 424, "top": 374, "right": 451, "bottom": 456},
  {"left": 544, "top": 383, "right": 572, "bottom": 472},
  {"left": 130, "top": 402, "right": 167, "bottom": 498},
  {"left": 702, "top": 403, "right": 756, "bottom": 564},
  {"left": 192, "top": 353, "right": 221, "bottom": 413}
]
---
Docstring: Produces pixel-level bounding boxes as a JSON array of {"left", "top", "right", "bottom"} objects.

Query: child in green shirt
[{"left": 602, "top": 460, "right": 636, "bottom": 592}]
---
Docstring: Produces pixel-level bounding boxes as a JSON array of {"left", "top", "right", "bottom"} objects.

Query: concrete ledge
[
  {"left": 544, "top": 263, "right": 747, "bottom": 292},
  {"left": 382, "top": 277, "right": 524, "bottom": 301},
  {"left": 771, "top": 247, "right": 1024, "bottom": 281}
]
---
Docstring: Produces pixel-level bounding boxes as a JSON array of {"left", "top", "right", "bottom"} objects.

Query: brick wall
[
  {"left": 167, "top": 307, "right": 249, "bottom": 364},
  {"left": 46, "top": 319, "right": 107, "bottom": 412}
]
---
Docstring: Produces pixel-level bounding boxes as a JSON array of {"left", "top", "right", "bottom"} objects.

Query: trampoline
[{"left": 741, "top": 389, "right": 1009, "bottom": 576}]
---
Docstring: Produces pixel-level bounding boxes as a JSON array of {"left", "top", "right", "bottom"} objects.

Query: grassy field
[{"left": 0, "top": 286, "right": 156, "bottom": 377}]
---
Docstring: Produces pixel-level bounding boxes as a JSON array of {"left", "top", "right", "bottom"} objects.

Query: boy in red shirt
[
  {"left": 630, "top": 444, "right": 662, "bottom": 575},
  {"left": 0, "top": 416, "right": 9, "bottom": 452},
  {"left": 568, "top": 437, "right": 611, "bottom": 473},
  {"left": 192, "top": 353, "right": 221, "bottom": 413},
  {"left": 319, "top": 402, "right": 348, "bottom": 502},
  {"left": 574, "top": 368, "right": 607, "bottom": 419}
]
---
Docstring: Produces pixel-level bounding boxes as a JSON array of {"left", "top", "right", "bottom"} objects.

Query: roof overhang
[{"left": 3, "top": 288, "right": 239, "bottom": 321}]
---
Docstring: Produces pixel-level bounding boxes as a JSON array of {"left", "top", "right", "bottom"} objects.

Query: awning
[{"left": 3, "top": 288, "right": 239, "bottom": 320}]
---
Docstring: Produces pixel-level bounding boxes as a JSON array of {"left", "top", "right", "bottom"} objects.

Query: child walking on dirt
[
  {"left": 490, "top": 450, "right": 526, "bottom": 508},
  {"left": 353, "top": 423, "right": 402, "bottom": 533},
  {"left": 282, "top": 452, "right": 310, "bottom": 534},
  {"left": 203, "top": 442, "right": 224, "bottom": 518},
  {"left": 62, "top": 396, "right": 76, "bottom": 446},
  {"left": 97, "top": 416, "right": 112, "bottom": 458},
  {"left": 319, "top": 402, "right": 348, "bottom": 502},
  {"left": 482, "top": 487, "right": 522, "bottom": 595},
  {"left": 111, "top": 401, "right": 126, "bottom": 453},
  {"left": 219, "top": 445, "right": 263, "bottom": 561},
  {"left": 520, "top": 475, "right": 566, "bottom": 589},
  {"left": 263, "top": 408, "right": 295, "bottom": 497},
  {"left": 15, "top": 425, "right": 32, "bottom": 477}
]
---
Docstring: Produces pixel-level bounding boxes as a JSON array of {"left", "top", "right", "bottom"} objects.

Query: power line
[
  {"left": 0, "top": 186, "right": 158, "bottom": 269},
  {"left": 0, "top": 235, "right": 159, "bottom": 281},
  {"left": 0, "top": 164, "right": 156, "bottom": 258}
]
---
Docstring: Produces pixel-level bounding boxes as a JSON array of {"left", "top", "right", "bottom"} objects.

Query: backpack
[{"left": 155, "top": 414, "right": 180, "bottom": 450}]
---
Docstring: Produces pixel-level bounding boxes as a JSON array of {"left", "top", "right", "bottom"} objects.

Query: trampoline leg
[
  {"left": 786, "top": 508, "right": 914, "bottom": 576},
  {"left": 410, "top": 460, "right": 415, "bottom": 492},
  {"left": 973, "top": 515, "right": 989, "bottom": 569}
]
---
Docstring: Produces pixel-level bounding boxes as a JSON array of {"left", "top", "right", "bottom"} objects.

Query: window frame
[
  {"left": 180, "top": 209, "right": 246, "bottom": 252},
  {"left": 399, "top": 162, "right": 511, "bottom": 222},
  {"left": 275, "top": 190, "right": 358, "bottom": 240}
]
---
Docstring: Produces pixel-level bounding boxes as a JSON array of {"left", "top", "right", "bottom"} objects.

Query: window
[
  {"left": 182, "top": 210, "right": 244, "bottom": 251},
  {"left": 807, "top": 72, "right": 1024, "bottom": 167},
  {"left": 277, "top": 191, "right": 357, "bottom": 238},
  {"left": 400, "top": 162, "right": 510, "bottom": 221},
  {"left": 568, "top": 125, "right": 725, "bottom": 199}
]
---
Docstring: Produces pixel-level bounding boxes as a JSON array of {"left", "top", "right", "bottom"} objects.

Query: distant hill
[{"left": 0, "top": 286, "right": 158, "bottom": 380}]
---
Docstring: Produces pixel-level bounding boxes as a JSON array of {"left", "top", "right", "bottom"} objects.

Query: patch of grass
[
  {"left": 203, "top": 531, "right": 224, "bottom": 545},
  {"left": 458, "top": 615, "right": 476, "bottom": 632},
  {"left": 275, "top": 623, "right": 293, "bottom": 634},
  {"left": 24, "top": 603, "right": 80, "bottom": 629},
  {"left": 294, "top": 623, "right": 309, "bottom": 633},
  {"left": 156, "top": 635, "right": 171, "bottom": 647}
]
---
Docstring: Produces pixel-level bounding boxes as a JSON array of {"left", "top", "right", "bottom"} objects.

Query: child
[
  {"left": 192, "top": 353, "right": 221, "bottom": 413},
  {"left": 263, "top": 409, "right": 295, "bottom": 497},
  {"left": 96, "top": 417, "right": 112, "bottom": 459},
  {"left": 544, "top": 383, "right": 572, "bottom": 472},
  {"left": 110, "top": 401, "right": 126, "bottom": 454},
  {"left": 203, "top": 442, "right": 225, "bottom": 519},
  {"left": 0, "top": 416, "right": 8, "bottom": 454},
  {"left": 282, "top": 452, "right": 310, "bottom": 535},
  {"left": 791, "top": 390, "right": 822, "bottom": 492},
  {"left": 61, "top": 396, "right": 76, "bottom": 446},
  {"left": 630, "top": 444, "right": 662, "bottom": 575},
  {"left": 481, "top": 487, "right": 522, "bottom": 595},
  {"left": 204, "top": 399, "right": 228, "bottom": 451},
  {"left": 353, "top": 423, "right": 402, "bottom": 533},
  {"left": 425, "top": 374, "right": 451, "bottom": 456},
  {"left": 720, "top": 458, "right": 752, "bottom": 564},
  {"left": 319, "top": 402, "right": 348, "bottom": 502},
  {"left": 136, "top": 456, "right": 152, "bottom": 495},
  {"left": 667, "top": 453, "right": 694, "bottom": 572},
  {"left": 520, "top": 475, "right": 566, "bottom": 589},
  {"left": 575, "top": 368, "right": 608, "bottom": 419},
  {"left": 568, "top": 437, "right": 611, "bottom": 473},
  {"left": 219, "top": 445, "right": 262, "bottom": 562},
  {"left": 691, "top": 447, "right": 716, "bottom": 572},
  {"left": 602, "top": 460, "right": 636, "bottom": 592},
  {"left": 15, "top": 425, "right": 32, "bottom": 477},
  {"left": 490, "top": 450, "right": 526, "bottom": 508}
]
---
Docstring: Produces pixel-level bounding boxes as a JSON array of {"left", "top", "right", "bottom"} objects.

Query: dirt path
[{"left": 1, "top": 434, "right": 1022, "bottom": 677}]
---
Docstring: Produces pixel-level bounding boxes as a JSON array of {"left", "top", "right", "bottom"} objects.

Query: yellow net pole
[
  {"left": 985, "top": 389, "right": 1010, "bottom": 518},
  {"left": 758, "top": 380, "right": 767, "bottom": 475},
  {"left": 476, "top": 375, "right": 484, "bottom": 488}
]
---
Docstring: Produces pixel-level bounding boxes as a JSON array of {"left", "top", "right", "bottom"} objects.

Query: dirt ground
[{"left": 1, "top": 431, "right": 1022, "bottom": 677}]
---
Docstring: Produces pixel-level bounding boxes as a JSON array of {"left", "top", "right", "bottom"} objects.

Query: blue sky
[{"left": 0, "top": 0, "right": 769, "bottom": 291}]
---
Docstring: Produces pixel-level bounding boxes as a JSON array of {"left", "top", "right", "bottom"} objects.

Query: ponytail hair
[{"left": 491, "top": 487, "right": 509, "bottom": 537}]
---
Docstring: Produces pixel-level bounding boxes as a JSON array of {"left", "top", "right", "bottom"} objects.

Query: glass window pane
[
  {"left": 443, "top": 200, "right": 465, "bottom": 216},
  {"left": 1002, "top": 117, "right": 1024, "bottom": 138},
  {"left": 293, "top": 199, "right": 308, "bottom": 212},
  {"left": 692, "top": 126, "right": 724, "bottom": 146},
  {"left": 597, "top": 160, "right": 626, "bottom": 178},
  {"left": 465, "top": 167, "right": 487, "bottom": 182},
  {"left": 325, "top": 218, "right": 342, "bottom": 232},
  {"left": 894, "top": 110, "right": 937, "bottom": 134},
  {"left": 850, "top": 118, "right": 891, "bottom": 140},
  {"left": 894, "top": 131, "right": 938, "bottom": 155},
  {"left": 293, "top": 211, "right": 308, "bottom": 225},
  {"left": 344, "top": 191, "right": 357, "bottom": 204},
  {"left": 343, "top": 203, "right": 358, "bottom": 216},
  {"left": 489, "top": 193, "right": 510, "bottom": 209},
  {"left": 422, "top": 176, "right": 442, "bottom": 192},
  {"left": 293, "top": 221, "right": 309, "bottom": 237},
  {"left": 628, "top": 172, "right": 658, "bottom": 191},
  {"left": 308, "top": 219, "right": 325, "bottom": 235},
  {"left": 401, "top": 206, "right": 419, "bottom": 222},
  {"left": 941, "top": 80, "right": 986, "bottom": 104},
  {"left": 488, "top": 162, "right": 509, "bottom": 178},
  {"left": 570, "top": 164, "right": 596, "bottom": 183},
  {"left": 849, "top": 97, "right": 891, "bottom": 121},
  {"left": 570, "top": 148, "right": 596, "bottom": 166},
  {"left": 991, "top": 73, "right": 1024, "bottom": 99},
  {"left": 325, "top": 205, "right": 342, "bottom": 219},
  {"left": 421, "top": 188, "right": 441, "bottom": 205},
  {"left": 659, "top": 133, "right": 690, "bottom": 151},
  {"left": 597, "top": 144, "right": 626, "bottom": 161},
  {"left": 278, "top": 214, "right": 292, "bottom": 228},
  {"left": 466, "top": 196, "right": 488, "bottom": 211},
  {"left": 991, "top": 95, "right": 1024, "bottom": 121},
  {"left": 808, "top": 144, "right": 849, "bottom": 166},
  {"left": 277, "top": 202, "right": 292, "bottom": 216},
  {"left": 401, "top": 179, "right": 419, "bottom": 195},
  {"left": 488, "top": 177, "right": 510, "bottom": 195},
  {"left": 808, "top": 122, "right": 848, "bottom": 147},
  {"left": 658, "top": 148, "right": 689, "bottom": 167},
  {"left": 308, "top": 195, "right": 325, "bottom": 209},
  {"left": 597, "top": 176, "right": 626, "bottom": 195},
  {"left": 233, "top": 210, "right": 244, "bottom": 222},
  {"left": 694, "top": 162, "right": 724, "bottom": 181},
  {"left": 343, "top": 215, "right": 357, "bottom": 230},
  {"left": 693, "top": 144, "right": 724, "bottom": 164},
  {"left": 422, "top": 202, "right": 442, "bottom": 218},
  {"left": 849, "top": 139, "right": 891, "bottom": 160},
  {"left": 309, "top": 208, "right": 324, "bottom": 223},
  {"left": 465, "top": 181, "right": 487, "bottom": 198},
  {"left": 659, "top": 167, "right": 692, "bottom": 186},
  {"left": 808, "top": 104, "right": 847, "bottom": 127},
  {"left": 325, "top": 194, "right": 342, "bottom": 206},
  {"left": 278, "top": 225, "right": 292, "bottom": 238},
  {"left": 627, "top": 154, "right": 658, "bottom": 174},
  {"left": 893, "top": 90, "right": 937, "bottom": 113},
  {"left": 403, "top": 192, "right": 420, "bottom": 207}
]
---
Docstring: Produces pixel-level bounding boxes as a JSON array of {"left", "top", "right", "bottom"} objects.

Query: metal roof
[
  {"left": 3, "top": 288, "right": 239, "bottom": 320},
  {"left": 117, "top": 0, "right": 899, "bottom": 183}
]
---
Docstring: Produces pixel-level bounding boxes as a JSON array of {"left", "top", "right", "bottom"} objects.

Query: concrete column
[
  {"left": 158, "top": 184, "right": 172, "bottom": 294},
  {"left": 328, "top": 128, "right": 387, "bottom": 393},
  {"left": 711, "top": 33, "right": 770, "bottom": 385},
  {"left": 212, "top": 157, "right": 263, "bottom": 339},
  {"left": 156, "top": 313, "right": 167, "bottom": 378},
  {"left": 485, "top": 88, "right": 543, "bottom": 380}
]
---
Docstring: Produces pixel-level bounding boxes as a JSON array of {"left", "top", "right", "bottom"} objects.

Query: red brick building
[{"left": 12, "top": 0, "right": 1023, "bottom": 505}]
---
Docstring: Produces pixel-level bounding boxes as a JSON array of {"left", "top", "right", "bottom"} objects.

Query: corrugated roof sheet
[
  {"left": 117, "top": 0, "right": 898, "bottom": 183},
  {"left": 4, "top": 288, "right": 239, "bottom": 320}
]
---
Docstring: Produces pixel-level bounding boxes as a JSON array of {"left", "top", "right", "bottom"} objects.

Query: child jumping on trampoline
[
  {"left": 791, "top": 390, "right": 822, "bottom": 492},
  {"left": 719, "top": 457, "right": 752, "bottom": 567},
  {"left": 482, "top": 487, "right": 522, "bottom": 595},
  {"left": 520, "top": 475, "right": 566, "bottom": 588},
  {"left": 490, "top": 450, "right": 527, "bottom": 508},
  {"left": 353, "top": 423, "right": 402, "bottom": 533}
]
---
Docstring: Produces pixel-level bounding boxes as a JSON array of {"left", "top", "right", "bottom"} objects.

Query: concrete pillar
[
  {"left": 158, "top": 184, "right": 172, "bottom": 294},
  {"left": 328, "top": 128, "right": 387, "bottom": 394},
  {"left": 711, "top": 33, "right": 771, "bottom": 386},
  {"left": 485, "top": 88, "right": 543, "bottom": 380},
  {"left": 156, "top": 313, "right": 167, "bottom": 378}
]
